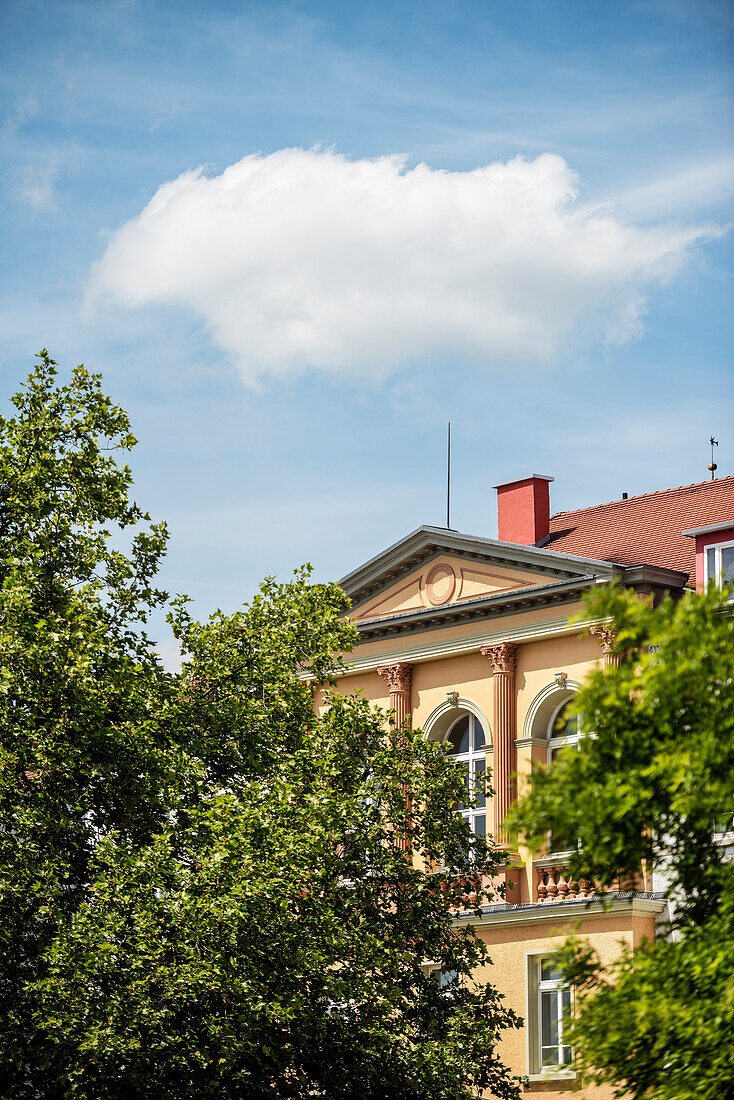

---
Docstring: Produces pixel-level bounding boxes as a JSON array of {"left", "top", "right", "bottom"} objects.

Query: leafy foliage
[
  {"left": 0, "top": 356, "right": 522, "bottom": 1099},
  {"left": 0, "top": 353, "right": 179, "bottom": 1084},
  {"left": 552, "top": 891, "right": 734, "bottom": 1100},
  {"left": 508, "top": 584, "right": 734, "bottom": 1098}
]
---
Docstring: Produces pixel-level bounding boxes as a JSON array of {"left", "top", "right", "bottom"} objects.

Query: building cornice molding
[
  {"left": 353, "top": 575, "right": 602, "bottom": 642},
  {"left": 455, "top": 895, "right": 666, "bottom": 929},
  {"left": 514, "top": 736, "right": 548, "bottom": 749},
  {"left": 325, "top": 614, "right": 608, "bottom": 680},
  {"left": 349, "top": 561, "right": 689, "bottom": 647}
]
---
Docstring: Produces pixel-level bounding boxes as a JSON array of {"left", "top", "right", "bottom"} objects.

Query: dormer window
[
  {"left": 682, "top": 522, "right": 734, "bottom": 592},
  {"left": 704, "top": 539, "right": 734, "bottom": 589}
]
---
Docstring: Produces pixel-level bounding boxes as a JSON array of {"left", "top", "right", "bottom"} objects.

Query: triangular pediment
[
  {"left": 340, "top": 526, "right": 615, "bottom": 623},
  {"left": 350, "top": 555, "right": 554, "bottom": 622}
]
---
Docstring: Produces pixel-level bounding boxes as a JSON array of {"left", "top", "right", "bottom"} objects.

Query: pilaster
[
  {"left": 480, "top": 642, "right": 518, "bottom": 842},
  {"left": 377, "top": 662, "right": 413, "bottom": 729}
]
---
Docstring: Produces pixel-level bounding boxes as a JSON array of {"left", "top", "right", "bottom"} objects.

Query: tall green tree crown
[
  {"left": 508, "top": 584, "right": 734, "bottom": 1100},
  {"left": 0, "top": 356, "right": 523, "bottom": 1100}
]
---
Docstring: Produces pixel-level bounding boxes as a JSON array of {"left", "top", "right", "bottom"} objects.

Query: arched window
[
  {"left": 546, "top": 699, "right": 581, "bottom": 853},
  {"left": 444, "top": 712, "right": 488, "bottom": 838},
  {"left": 547, "top": 699, "right": 581, "bottom": 768}
]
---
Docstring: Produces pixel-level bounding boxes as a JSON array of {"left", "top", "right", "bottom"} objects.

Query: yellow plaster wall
[
  {"left": 317, "top": 592, "right": 659, "bottom": 1096},
  {"left": 411, "top": 650, "right": 494, "bottom": 731},
  {"left": 323, "top": 618, "right": 605, "bottom": 904},
  {"left": 474, "top": 911, "right": 658, "bottom": 1097}
]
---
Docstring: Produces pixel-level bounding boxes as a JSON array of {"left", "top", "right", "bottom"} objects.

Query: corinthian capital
[
  {"left": 589, "top": 625, "right": 617, "bottom": 655},
  {"left": 480, "top": 642, "right": 518, "bottom": 675},
  {"left": 377, "top": 662, "right": 413, "bottom": 693}
]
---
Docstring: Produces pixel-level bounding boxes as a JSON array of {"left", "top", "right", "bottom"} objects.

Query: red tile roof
[{"left": 546, "top": 476, "right": 734, "bottom": 585}]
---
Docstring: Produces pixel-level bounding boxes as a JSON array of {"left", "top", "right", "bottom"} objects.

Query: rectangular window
[
  {"left": 539, "top": 960, "right": 574, "bottom": 1068},
  {"left": 526, "top": 954, "right": 575, "bottom": 1080},
  {"left": 704, "top": 540, "right": 734, "bottom": 589}
]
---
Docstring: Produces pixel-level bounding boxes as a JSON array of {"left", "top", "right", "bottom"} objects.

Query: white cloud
[{"left": 87, "top": 148, "right": 719, "bottom": 384}]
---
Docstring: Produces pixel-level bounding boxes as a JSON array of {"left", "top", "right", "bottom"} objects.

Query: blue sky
[{"left": 1, "top": 0, "right": 733, "bottom": 659}]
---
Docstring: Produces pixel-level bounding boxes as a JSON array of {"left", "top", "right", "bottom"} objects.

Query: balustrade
[{"left": 535, "top": 861, "right": 593, "bottom": 903}]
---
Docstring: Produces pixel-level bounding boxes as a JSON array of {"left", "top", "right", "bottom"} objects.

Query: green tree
[
  {"left": 508, "top": 585, "right": 734, "bottom": 1100},
  {"left": 0, "top": 352, "right": 179, "bottom": 1087},
  {"left": 1, "top": 356, "right": 523, "bottom": 1099}
]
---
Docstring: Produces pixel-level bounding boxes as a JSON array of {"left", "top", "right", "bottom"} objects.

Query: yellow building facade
[{"left": 320, "top": 474, "right": 734, "bottom": 1094}]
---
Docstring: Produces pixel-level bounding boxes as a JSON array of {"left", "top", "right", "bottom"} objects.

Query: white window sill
[{"left": 527, "top": 1070, "right": 577, "bottom": 1083}]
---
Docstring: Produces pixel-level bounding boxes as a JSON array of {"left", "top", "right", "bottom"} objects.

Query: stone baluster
[
  {"left": 557, "top": 869, "right": 570, "bottom": 900},
  {"left": 537, "top": 867, "right": 548, "bottom": 903},
  {"left": 480, "top": 643, "right": 518, "bottom": 843}
]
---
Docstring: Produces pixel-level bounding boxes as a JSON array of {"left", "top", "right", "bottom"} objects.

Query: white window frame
[
  {"left": 421, "top": 960, "right": 462, "bottom": 999},
  {"left": 444, "top": 712, "right": 488, "bottom": 840},
  {"left": 525, "top": 952, "right": 576, "bottom": 1081},
  {"left": 703, "top": 538, "right": 734, "bottom": 589}
]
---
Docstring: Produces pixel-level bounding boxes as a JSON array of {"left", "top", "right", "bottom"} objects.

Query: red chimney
[{"left": 494, "top": 474, "right": 554, "bottom": 545}]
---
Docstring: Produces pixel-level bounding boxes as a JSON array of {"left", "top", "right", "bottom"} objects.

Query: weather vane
[{"left": 708, "top": 436, "right": 718, "bottom": 480}]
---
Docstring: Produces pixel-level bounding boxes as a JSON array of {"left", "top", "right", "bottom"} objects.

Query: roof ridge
[{"left": 551, "top": 475, "right": 734, "bottom": 520}]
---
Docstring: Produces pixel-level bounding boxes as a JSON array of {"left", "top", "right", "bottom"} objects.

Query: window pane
[
  {"left": 706, "top": 546, "right": 717, "bottom": 582},
  {"left": 473, "top": 720, "right": 486, "bottom": 750},
  {"left": 437, "top": 968, "right": 459, "bottom": 992},
  {"left": 474, "top": 759, "right": 486, "bottom": 806},
  {"left": 551, "top": 701, "right": 579, "bottom": 739},
  {"left": 457, "top": 765, "right": 469, "bottom": 811},
  {"left": 447, "top": 715, "right": 470, "bottom": 755},
  {"left": 540, "top": 959, "right": 563, "bottom": 982},
  {"left": 541, "top": 991, "right": 559, "bottom": 1063},
  {"left": 722, "top": 547, "right": 734, "bottom": 585},
  {"left": 473, "top": 812, "right": 486, "bottom": 838}
]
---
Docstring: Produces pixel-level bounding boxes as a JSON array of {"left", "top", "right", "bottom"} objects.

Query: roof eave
[{"left": 353, "top": 574, "right": 600, "bottom": 642}]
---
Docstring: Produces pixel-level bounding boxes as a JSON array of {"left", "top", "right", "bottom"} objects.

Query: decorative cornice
[
  {"left": 480, "top": 642, "right": 518, "bottom": 675},
  {"left": 307, "top": 614, "right": 608, "bottom": 681},
  {"left": 514, "top": 736, "right": 549, "bottom": 749},
  {"left": 377, "top": 662, "right": 413, "bottom": 693},
  {"left": 354, "top": 575, "right": 601, "bottom": 642}
]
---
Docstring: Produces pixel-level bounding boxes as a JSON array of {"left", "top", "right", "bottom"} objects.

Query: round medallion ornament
[{"left": 424, "top": 563, "right": 456, "bottom": 606}]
